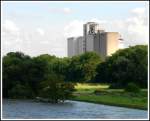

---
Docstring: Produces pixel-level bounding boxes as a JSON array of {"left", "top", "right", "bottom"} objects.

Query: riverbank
[
  {"left": 3, "top": 83, "right": 148, "bottom": 110},
  {"left": 71, "top": 83, "right": 148, "bottom": 110}
]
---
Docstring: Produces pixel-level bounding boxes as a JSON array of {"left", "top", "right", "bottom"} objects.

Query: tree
[
  {"left": 95, "top": 45, "right": 148, "bottom": 88},
  {"left": 39, "top": 74, "right": 75, "bottom": 103},
  {"left": 2, "top": 52, "right": 32, "bottom": 97},
  {"left": 27, "top": 57, "right": 48, "bottom": 95},
  {"left": 67, "top": 52, "right": 102, "bottom": 82},
  {"left": 2, "top": 52, "right": 49, "bottom": 98}
]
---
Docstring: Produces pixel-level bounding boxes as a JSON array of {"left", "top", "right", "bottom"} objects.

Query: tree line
[{"left": 2, "top": 45, "right": 148, "bottom": 101}]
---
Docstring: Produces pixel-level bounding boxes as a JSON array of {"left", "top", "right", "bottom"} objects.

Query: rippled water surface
[{"left": 2, "top": 99, "right": 148, "bottom": 119}]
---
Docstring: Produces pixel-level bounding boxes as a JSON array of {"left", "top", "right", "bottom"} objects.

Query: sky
[{"left": 1, "top": 1, "right": 149, "bottom": 57}]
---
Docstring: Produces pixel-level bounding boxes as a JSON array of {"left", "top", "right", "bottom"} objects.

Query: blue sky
[
  {"left": 2, "top": 1, "right": 149, "bottom": 57},
  {"left": 2, "top": 2, "right": 147, "bottom": 22}
]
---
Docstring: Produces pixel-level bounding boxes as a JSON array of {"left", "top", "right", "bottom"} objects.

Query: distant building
[
  {"left": 67, "top": 22, "right": 121, "bottom": 58},
  {"left": 67, "top": 36, "right": 83, "bottom": 57},
  {"left": 67, "top": 37, "right": 76, "bottom": 57}
]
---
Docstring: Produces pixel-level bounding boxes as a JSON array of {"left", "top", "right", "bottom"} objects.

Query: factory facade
[{"left": 67, "top": 22, "right": 121, "bottom": 58}]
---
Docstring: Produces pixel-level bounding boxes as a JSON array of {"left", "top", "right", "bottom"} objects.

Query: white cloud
[
  {"left": 49, "top": 7, "right": 72, "bottom": 14},
  {"left": 2, "top": 19, "right": 21, "bottom": 45},
  {"left": 1, "top": 20, "right": 25, "bottom": 56},
  {"left": 131, "top": 7, "right": 146, "bottom": 15},
  {"left": 36, "top": 28, "right": 45, "bottom": 36},
  {"left": 64, "top": 18, "right": 107, "bottom": 38},
  {"left": 90, "top": 18, "right": 107, "bottom": 24},
  {"left": 64, "top": 20, "right": 84, "bottom": 37},
  {"left": 3, "top": 19, "right": 20, "bottom": 32},
  {"left": 63, "top": 8, "right": 72, "bottom": 14},
  {"left": 122, "top": 7, "right": 148, "bottom": 46},
  {"left": 2, "top": 19, "right": 67, "bottom": 57}
]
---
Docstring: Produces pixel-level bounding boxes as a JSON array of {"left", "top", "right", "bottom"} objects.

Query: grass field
[
  {"left": 71, "top": 83, "right": 148, "bottom": 110},
  {"left": 75, "top": 83, "right": 109, "bottom": 90}
]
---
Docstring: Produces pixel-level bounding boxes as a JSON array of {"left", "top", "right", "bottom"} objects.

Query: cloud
[
  {"left": 2, "top": 19, "right": 67, "bottom": 57},
  {"left": 63, "top": 8, "right": 72, "bottom": 14},
  {"left": 64, "top": 19, "right": 108, "bottom": 38},
  {"left": 64, "top": 20, "right": 84, "bottom": 37},
  {"left": 90, "top": 18, "right": 107, "bottom": 24},
  {"left": 49, "top": 7, "right": 73, "bottom": 14},
  {"left": 121, "top": 7, "right": 148, "bottom": 46},
  {"left": 36, "top": 28, "right": 45, "bottom": 36},
  {"left": 1, "top": 20, "right": 25, "bottom": 55},
  {"left": 2, "top": 19, "right": 21, "bottom": 44},
  {"left": 3, "top": 19, "right": 20, "bottom": 35},
  {"left": 131, "top": 7, "right": 146, "bottom": 15}
]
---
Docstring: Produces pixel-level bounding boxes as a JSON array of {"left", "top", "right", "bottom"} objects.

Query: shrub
[
  {"left": 125, "top": 83, "right": 140, "bottom": 93},
  {"left": 39, "top": 74, "right": 75, "bottom": 103}
]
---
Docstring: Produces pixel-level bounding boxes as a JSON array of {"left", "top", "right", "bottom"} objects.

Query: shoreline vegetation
[
  {"left": 3, "top": 45, "right": 148, "bottom": 111},
  {"left": 35, "top": 83, "right": 147, "bottom": 110},
  {"left": 4, "top": 83, "right": 147, "bottom": 110},
  {"left": 70, "top": 83, "right": 148, "bottom": 110}
]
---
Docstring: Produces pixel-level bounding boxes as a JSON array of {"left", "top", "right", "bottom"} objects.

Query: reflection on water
[{"left": 2, "top": 99, "right": 148, "bottom": 119}]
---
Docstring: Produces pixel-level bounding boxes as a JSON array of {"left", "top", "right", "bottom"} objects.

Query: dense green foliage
[
  {"left": 2, "top": 45, "right": 148, "bottom": 102},
  {"left": 125, "top": 83, "right": 140, "bottom": 93},
  {"left": 67, "top": 52, "right": 102, "bottom": 82},
  {"left": 39, "top": 74, "right": 75, "bottom": 103},
  {"left": 3, "top": 52, "right": 48, "bottom": 98},
  {"left": 95, "top": 45, "right": 148, "bottom": 88},
  {"left": 2, "top": 52, "right": 75, "bottom": 101},
  {"left": 3, "top": 51, "right": 102, "bottom": 101}
]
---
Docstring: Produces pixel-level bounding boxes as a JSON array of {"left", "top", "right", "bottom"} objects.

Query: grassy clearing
[
  {"left": 75, "top": 83, "right": 109, "bottom": 90},
  {"left": 71, "top": 83, "right": 148, "bottom": 110}
]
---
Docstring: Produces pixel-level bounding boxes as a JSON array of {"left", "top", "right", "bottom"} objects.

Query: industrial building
[{"left": 67, "top": 22, "right": 121, "bottom": 58}]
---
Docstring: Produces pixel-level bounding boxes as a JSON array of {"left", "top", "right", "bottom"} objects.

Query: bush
[
  {"left": 125, "top": 83, "right": 140, "bottom": 93},
  {"left": 39, "top": 74, "right": 75, "bottom": 103}
]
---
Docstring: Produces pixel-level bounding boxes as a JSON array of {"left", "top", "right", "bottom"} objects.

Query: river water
[{"left": 2, "top": 99, "right": 148, "bottom": 119}]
